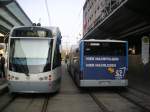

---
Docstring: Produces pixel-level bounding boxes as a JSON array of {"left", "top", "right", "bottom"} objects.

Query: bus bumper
[{"left": 80, "top": 80, "right": 128, "bottom": 87}]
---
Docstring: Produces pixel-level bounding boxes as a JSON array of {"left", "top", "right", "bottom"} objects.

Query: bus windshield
[
  {"left": 9, "top": 38, "right": 53, "bottom": 74},
  {"left": 84, "top": 41, "right": 126, "bottom": 56}
]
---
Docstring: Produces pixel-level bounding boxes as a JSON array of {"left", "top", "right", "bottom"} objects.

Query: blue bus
[{"left": 68, "top": 39, "right": 128, "bottom": 87}]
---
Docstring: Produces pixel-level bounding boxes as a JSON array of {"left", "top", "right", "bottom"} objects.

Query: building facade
[{"left": 83, "top": 0, "right": 126, "bottom": 35}]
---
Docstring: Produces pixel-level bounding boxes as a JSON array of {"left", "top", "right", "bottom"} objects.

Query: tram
[
  {"left": 68, "top": 39, "right": 128, "bottom": 87},
  {"left": 7, "top": 26, "right": 62, "bottom": 93}
]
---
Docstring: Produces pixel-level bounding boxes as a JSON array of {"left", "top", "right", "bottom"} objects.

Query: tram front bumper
[{"left": 8, "top": 79, "right": 61, "bottom": 93}]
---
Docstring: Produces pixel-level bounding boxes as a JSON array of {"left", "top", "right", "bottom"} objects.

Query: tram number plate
[{"left": 98, "top": 81, "right": 110, "bottom": 86}]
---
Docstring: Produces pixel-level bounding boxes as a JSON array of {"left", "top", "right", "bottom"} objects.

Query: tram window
[
  {"left": 53, "top": 45, "right": 61, "bottom": 68},
  {"left": 12, "top": 27, "right": 52, "bottom": 37}
]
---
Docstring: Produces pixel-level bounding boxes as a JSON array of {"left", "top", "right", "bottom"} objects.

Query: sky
[{"left": 17, "top": 0, "right": 86, "bottom": 49}]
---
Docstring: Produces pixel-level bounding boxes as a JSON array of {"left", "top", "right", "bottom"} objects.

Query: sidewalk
[
  {"left": 0, "top": 78, "right": 8, "bottom": 92},
  {"left": 128, "top": 55, "right": 150, "bottom": 95}
]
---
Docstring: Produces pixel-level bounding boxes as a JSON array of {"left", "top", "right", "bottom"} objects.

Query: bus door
[{"left": 83, "top": 41, "right": 128, "bottom": 80}]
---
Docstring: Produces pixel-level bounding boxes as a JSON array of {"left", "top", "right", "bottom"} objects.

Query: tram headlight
[
  {"left": 7, "top": 75, "right": 15, "bottom": 80},
  {"left": 39, "top": 77, "right": 44, "bottom": 80},
  {"left": 15, "top": 77, "right": 19, "bottom": 80},
  {"left": 39, "top": 76, "right": 49, "bottom": 80},
  {"left": 7, "top": 74, "right": 11, "bottom": 80},
  {"left": 49, "top": 75, "right": 51, "bottom": 80},
  {"left": 10, "top": 75, "right": 15, "bottom": 80},
  {"left": 38, "top": 75, "right": 52, "bottom": 81},
  {"left": 44, "top": 76, "right": 48, "bottom": 80}
]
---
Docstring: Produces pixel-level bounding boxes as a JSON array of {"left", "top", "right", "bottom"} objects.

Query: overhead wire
[
  {"left": 45, "top": 0, "right": 51, "bottom": 25},
  {"left": 71, "top": 6, "right": 83, "bottom": 37},
  {"left": 72, "top": 0, "right": 86, "bottom": 40},
  {"left": 62, "top": 3, "right": 84, "bottom": 50}
]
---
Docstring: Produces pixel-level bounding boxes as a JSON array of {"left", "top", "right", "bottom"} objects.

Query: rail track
[
  {"left": 88, "top": 88, "right": 150, "bottom": 112},
  {"left": 117, "top": 87, "right": 150, "bottom": 112},
  {"left": 41, "top": 95, "right": 50, "bottom": 112},
  {"left": 0, "top": 92, "right": 52, "bottom": 112},
  {"left": 0, "top": 93, "right": 17, "bottom": 112},
  {"left": 0, "top": 65, "right": 149, "bottom": 112}
]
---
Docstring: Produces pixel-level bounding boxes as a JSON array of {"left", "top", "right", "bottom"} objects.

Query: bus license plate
[{"left": 98, "top": 81, "right": 110, "bottom": 86}]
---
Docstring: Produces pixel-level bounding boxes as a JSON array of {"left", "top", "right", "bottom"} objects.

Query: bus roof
[{"left": 80, "top": 39, "right": 127, "bottom": 43}]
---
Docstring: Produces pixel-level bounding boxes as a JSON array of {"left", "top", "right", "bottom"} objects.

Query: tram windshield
[
  {"left": 9, "top": 38, "right": 53, "bottom": 74},
  {"left": 84, "top": 42, "right": 126, "bottom": 56}
]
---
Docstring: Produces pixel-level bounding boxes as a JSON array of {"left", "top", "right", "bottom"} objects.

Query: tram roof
[{"left": 10, "top": 26, "right": 61, "bottom": 38}]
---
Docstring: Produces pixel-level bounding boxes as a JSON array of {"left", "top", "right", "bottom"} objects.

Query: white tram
[{"left": 7, "top": 26, "right": 62, "bottom": 93}]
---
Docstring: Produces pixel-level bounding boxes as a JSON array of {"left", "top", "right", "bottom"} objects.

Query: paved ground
[
  {"left": 0, "top": 64, "right": 149, "bottom": 112},
  {"left": 0, "top": 64, "right": 102, "bottom": 112},
  {"left": 0, "top": 78, "right": 7, "bottom": 92},
  {"left": 47, "top": 64, "right": 102, "bottom": 112},
  {"left": 128, "top": 55, "right": 150, "bottom": 95}
]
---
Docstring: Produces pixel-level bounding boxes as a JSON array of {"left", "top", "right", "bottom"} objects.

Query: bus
[
  {"left": 68, "top": 39, "right": 128, "bottom": 87},
  {"left": 7, "top": 26, "right": 62, "bottom": 93},
  {"left": 67, "top": 45, "right": 78, "bottom": 76}
]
